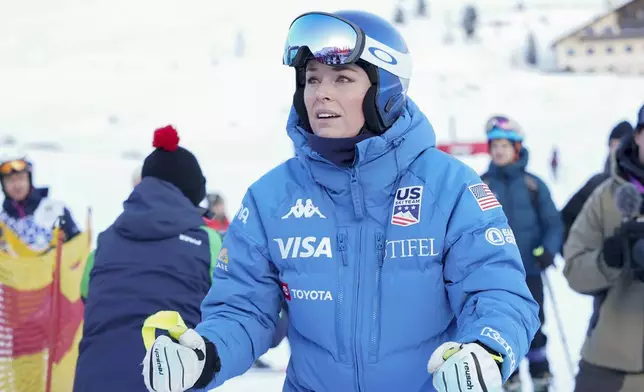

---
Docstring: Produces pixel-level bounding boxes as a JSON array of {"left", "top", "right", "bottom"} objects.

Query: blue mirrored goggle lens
[
  {"left": 283, "top": 13, "right": 359, "bottom": 67},
  {"left": 487, "top": 128, "right": 522, "bottom": 142}
]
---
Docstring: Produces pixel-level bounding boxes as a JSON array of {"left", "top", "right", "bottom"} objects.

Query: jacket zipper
[
  {"left": 336, "top": 231, "right": 348, "bottom": 363},
  {"left": 353, "top": 225, "right": 364, "bottom": 392},
  {"left": 369, "top": 232, "right": 385, "bottom": 363}
]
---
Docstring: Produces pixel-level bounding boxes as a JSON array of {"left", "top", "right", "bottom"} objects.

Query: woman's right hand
[{"left": 142, "top": 329, "right": 220, "bottom": 392}]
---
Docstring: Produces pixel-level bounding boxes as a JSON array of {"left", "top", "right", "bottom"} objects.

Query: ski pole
[{"left": 541, "top": 270, "right": 575, "bottom": 380}]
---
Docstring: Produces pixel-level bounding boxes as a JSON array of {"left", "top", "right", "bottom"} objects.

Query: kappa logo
[
  {"left": 281, "top": 199, "right": 326, "bottom": 219},
  {"left": 391, "top": 186, "right": 423, "bottom": 227}
]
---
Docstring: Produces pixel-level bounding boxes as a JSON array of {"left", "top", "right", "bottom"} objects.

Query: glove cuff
[
  {"left": 193, "top": 337, "right": 221, "bottom": 389},
  {"left": 476, "top": 341, "right": 503, "bottom": 368},
  {"left": 536, "top": 251, "right": 554, "bottom": 269}
]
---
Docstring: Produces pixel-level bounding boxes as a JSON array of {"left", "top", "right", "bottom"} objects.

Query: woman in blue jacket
[{"left": 143, "top": 11, "right": 539, "bottom": 392}]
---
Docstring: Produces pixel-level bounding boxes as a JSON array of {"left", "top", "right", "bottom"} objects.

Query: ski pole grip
[{"left": 142, "top": 311, "right": 189, "bottom": 350}]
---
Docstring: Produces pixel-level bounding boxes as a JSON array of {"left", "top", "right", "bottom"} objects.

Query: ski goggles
[
  {"left": 0, "top": 159, "right": 31, "bottom": 175},
  {"left": 282, "top": 12, "right": 412, "bottom": 79}
]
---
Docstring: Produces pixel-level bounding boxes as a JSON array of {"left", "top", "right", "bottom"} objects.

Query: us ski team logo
[{"left": 391, "top": 186, "right": 423, "bottom": 227}]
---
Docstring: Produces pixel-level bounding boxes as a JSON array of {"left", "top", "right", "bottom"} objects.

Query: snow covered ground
[{"left": 2, "top": 0, "right": 643, "bottom": 390}]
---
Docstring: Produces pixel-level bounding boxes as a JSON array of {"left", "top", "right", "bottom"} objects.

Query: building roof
[
  {"left": 579, "top": 27, "right": 644, "bottom": 41},
  {"left": 551, "top": 0, "right": 640, "bottom": 48}
]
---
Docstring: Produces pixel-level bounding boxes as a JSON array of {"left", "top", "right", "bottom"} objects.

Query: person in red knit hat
[{"left": 74, "top": 125, "right": 223, "bottom": 392}]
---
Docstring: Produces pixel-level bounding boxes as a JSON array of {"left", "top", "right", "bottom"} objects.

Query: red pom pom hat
[{"left": 140, "top": 125, "right": 206, "bottom": 206}]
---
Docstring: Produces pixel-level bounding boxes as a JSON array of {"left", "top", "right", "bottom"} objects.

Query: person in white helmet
[{"left": 0, "top": 154, "right": 79, "bottom": 253}]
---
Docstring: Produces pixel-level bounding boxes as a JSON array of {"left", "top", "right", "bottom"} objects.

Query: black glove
[
  {"left": 603, "top": 235, "right": 624, "bottom": 268},
  {"left": 533, "top": 246, "right": 554, "bottom": 270},
  {"left": 630, "top": 238, "right": 644, "bottom": 270},
  {"left": 609, "top": 220, "right": 644, "bottom": 269},
  {"left": 620, "top": 219, "right": 644, "bottom": 239}
]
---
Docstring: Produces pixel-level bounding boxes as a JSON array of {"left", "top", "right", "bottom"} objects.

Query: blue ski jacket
[
  {"left": 195, "top": 99, "right": 540, "bottom": 392},
  {"left": 482, "top": 148, "right": 564, "bottom": 276}
]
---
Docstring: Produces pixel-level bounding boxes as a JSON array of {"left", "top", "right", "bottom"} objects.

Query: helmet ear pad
[
  {"left": 293, "top": 67, "right": 312, "bottom": 132},
  {"left": 358, "top": 61, "right": 407, "bottom": 134},
  {"left": 356, "top": 61, "right": 386, "bottom": 133},
  {"left": 361, "top": 85, "right": 407, "bottom": 134},
  {"left": 362, "top": 85, "right": 383, "bottom": 132}
]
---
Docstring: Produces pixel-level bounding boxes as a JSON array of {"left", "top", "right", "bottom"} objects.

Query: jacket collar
[
  {"left": 487, "top": 147, "right": 529, "bottom": 179},
  {"left": 287, "top": 98, "right": 436, "bottom": 214},
  {"left": 2, "top": 187, "right": 48, "bottom": 218}
]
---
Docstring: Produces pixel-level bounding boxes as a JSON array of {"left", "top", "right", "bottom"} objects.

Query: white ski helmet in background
[{"left": 0, "top": 149, "right": 33, "bottom": 180}]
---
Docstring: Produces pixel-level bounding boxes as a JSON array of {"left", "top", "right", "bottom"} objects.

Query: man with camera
[{"left": 564, "top": 104, "right": 644, "bottom": 392}]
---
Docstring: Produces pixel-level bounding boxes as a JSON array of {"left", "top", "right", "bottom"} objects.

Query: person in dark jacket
[
  {"left": 0, "top": 153, "right": 79, "bottom": 254},
  {"left": 561, "top": 121, "right": 633, "bottom": 244},
  {"left": 74, "top": 126, "right": 222, "bottom": 392},
  {"left": 480, "top": 115, "right": 563, "bottom": 392}
]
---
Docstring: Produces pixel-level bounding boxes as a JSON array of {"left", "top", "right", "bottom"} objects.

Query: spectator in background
[
  {"left": 206, "top": 192, "right": 230, "bottom": 236},
  {"left": 75, "top": 126, "right": 222, "bottom": 392},
  {"left": 0, "top": 153, "right": 79, "bottom": 254},
  {"left": 82, "top": 129, "right": 222, "bottom": 303},
  {"left": 563, "top": 104, "right": 644, "bottom": 392},
  {"left": 550, "top": 146, "right": 559, "bottom": 181},
  {"left": 462, "top": 5, "right": 478, "bottom": 40},
  {"left": 561, "top": 121, "right": 633, "bottom": 244},
  {"left": 480, "top": 115, "right": 563, "bottom": 392}
]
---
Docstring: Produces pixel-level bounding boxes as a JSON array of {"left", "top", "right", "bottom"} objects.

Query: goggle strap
[{"left": 360, "top": 34, "right": 412, "bottom": 80}]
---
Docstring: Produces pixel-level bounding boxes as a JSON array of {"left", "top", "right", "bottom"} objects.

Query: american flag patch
[{"left": 469, "top": 183, "right": 501, "bottom": 211}]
